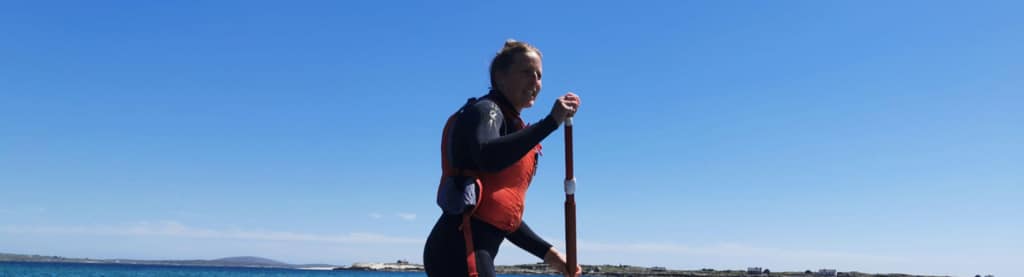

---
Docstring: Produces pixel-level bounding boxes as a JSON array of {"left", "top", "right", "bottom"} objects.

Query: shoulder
[{"left": 462, "top": 98, "right": 504, "bottom": 122}]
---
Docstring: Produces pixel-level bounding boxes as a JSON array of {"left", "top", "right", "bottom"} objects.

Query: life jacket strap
[{"left": 460, "top": 212, "right": 479, "bottom": 277}]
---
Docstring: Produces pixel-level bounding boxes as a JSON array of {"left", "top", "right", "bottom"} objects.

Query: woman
[{"left": 424, "top": 40, "right": 582, "bottom": 277}]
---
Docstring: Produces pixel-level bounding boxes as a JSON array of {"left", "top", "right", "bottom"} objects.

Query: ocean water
[{"left": 0, "top": 262, "right": 542, "bottom": 277}]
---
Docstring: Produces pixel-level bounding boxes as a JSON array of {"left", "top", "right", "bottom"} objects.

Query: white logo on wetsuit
[{"left": 488, "top": 109, "right": 498, "bottom": 128}]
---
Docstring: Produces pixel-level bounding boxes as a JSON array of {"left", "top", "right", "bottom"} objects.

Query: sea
[{"left": 0, "top": 262, "right": 543, "bottom": 277}]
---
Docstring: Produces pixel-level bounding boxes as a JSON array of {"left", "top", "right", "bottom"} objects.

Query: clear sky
[{"left": 2, "top": 1, "right": 1021, "bottom": 276}]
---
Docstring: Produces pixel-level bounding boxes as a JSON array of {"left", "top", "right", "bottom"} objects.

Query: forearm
[
  {"left": 506, "top": 221, "right": 554, "bottom": 259},
  {"left": 477, "top": 115, "right": 558, "bottom": 171}
]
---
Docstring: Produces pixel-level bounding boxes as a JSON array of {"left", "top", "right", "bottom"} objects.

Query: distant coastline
[
  {"left": 0, "top": 252, "right": 951, "bottom": 277},
  {"left": 0, "top": 253, "right": 338, "bottom": 270}
]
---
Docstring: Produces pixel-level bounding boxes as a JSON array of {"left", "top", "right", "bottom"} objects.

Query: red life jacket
[
  {"left": 439, "top": 98, "right": 541, "bottom": 231},
  {"left": 473, "top": 141, "right": 540, "bottom": 232},
  {"left": 437, "top": 97, "right": 541, "bottom": 277}
]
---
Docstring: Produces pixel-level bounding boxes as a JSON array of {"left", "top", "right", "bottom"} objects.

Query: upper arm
[
  {"left": 457, "top": 100, "right": 504, "bottom": 170},
  {"left": 455, "top": 99, "right": 558, "bottom": 172}
]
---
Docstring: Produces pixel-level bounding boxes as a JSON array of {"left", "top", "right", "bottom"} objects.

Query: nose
[{"left": 533, "top": 72, "right": 542, "bottom": 89}]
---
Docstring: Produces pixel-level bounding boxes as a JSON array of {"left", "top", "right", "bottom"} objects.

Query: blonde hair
[{"left": 489, "top": 39, "right": 542, "bottom": 90}]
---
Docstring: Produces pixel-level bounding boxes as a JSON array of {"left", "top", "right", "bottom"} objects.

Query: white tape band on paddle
[
  {"left": 565, "top": 117, "right": 573, "bottom": 127},
  {"left": 564, "top": 178, "right": 576, "bottom": 195}
]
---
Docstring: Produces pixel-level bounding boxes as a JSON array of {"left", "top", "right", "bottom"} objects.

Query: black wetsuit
[{"left": 424, "top": 92, "right": 560, "bottom": 277}]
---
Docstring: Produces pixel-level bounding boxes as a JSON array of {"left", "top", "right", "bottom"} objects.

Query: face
[{"left": 495, "top": 51, "right": 543, "bottom": 111}]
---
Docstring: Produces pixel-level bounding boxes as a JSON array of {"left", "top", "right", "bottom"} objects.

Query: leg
[
  {"left": 474, "top": 249, "right": 496, "bottom": 277},
  {"left": 424, "top": 214, "right": 469, "bottom": 277}
]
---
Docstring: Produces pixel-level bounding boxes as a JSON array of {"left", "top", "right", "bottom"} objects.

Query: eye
[{"left": 525, "top": 70, "right": 542, "bottom": 80}]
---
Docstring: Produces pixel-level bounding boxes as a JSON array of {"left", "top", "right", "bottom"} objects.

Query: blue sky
[{"left": 1, "top": 1, "right": 1021, "bottom": 276}]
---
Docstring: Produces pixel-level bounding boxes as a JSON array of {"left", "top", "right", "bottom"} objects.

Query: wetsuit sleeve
[
  {"left": 461, "top": 100, "right": 559, "bottom": 172},
  {"left": 506, "top": 221, "right": 553, "bottom": 259}
]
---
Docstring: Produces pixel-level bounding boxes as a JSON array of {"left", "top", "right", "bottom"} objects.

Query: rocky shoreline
[
  {"left": 340, "top": 262, "right": 951, "bottom": 277},
  {"left": 2, "top": 253, "right": 951, "bottom": 277}
]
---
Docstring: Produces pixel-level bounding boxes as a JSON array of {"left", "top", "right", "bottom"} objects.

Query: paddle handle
[
  {"left": 564, "top": 117, "right": 575, "bottom": 193},
  {"left": 564, "top": 117, "right": 577, "bottom": 277}
]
